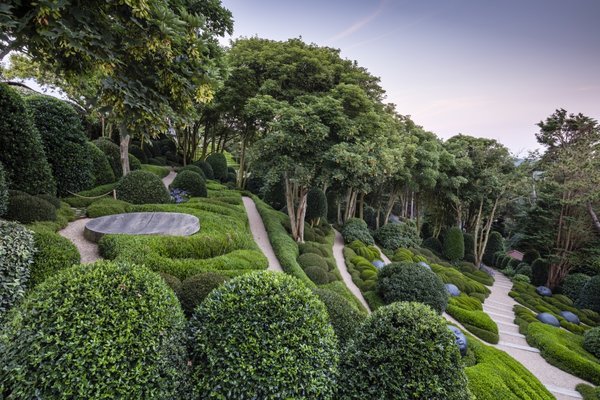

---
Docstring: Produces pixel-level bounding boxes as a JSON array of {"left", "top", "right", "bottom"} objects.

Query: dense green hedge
[
  {"left": 313, "top": 288, "right": 366, "bottom": 347},
  {"left": 178, "top": 164, "right": 205, "bottom": 178},
  {"left": 0, "top": 163, "right": 7, "bottom": 216},
  {"left": 531, "top": 258, "right": 549, "bottom": 286},
  {"left": 170, "top": 170, "right": 207, "bottom": 197},
  {"left": 305, "top": 187, "right": 327, "bottom": 225},
  {"left": 341, "top": 217, "right": 374, "bottom": 245},
  {"left": 444, "top": 227, "right": 465, "bottom": 262},
  {"left": 374, "top": 221, "right": 421, "bottom": 250},
  {"left": 423, "top": 236, "right": 443, "bottom": 254},
  {"left": 5, "top": 193, "right": 56, "bottom": 224},
  {"left": 178, "top": 272, "right": 228, "bottom": 317},
  {"left": 0, "top": 262, "right": 190, "bottom": 398},
  {"left": 141, "top": 164, "right": 171, "bottom": 178},
  {"left": 577, "top": 276, "right": 600, "bottom": 312},
  {"left": 338, "top": 302, "right": 471, "bottom": 399},
  {"left": 0, "top": 221, "right": 34, "bottom": 317},
  {"left": 584, "top": 327, "right": 600, "bottom": 359},
  {"left": 29, "top": 227, "right": 80, "bottom": 287},
  {"left": 190, "top": 272, "right": 338, "bottom": 399},
  {"left": 446, "top": 294, "right": 499, "bottom": 344},
  {"left": 205, "top": 152, "right": 228, "bottom": 181},
  {"left": 115, "top": 170, "right": 171, "bottom": 204},
  {"left": 193, "top": 160, "right": 214, "bottom": 180},
  {"left": 93, "top": 138, "right": 141, "bottom": 177},
  {"left": 483, "top": 231, "right": 504, "bottom": 266},
  {"left": 86, "top": 198, "right": 131, "bottom": 218},
  {"left": 562, "top": 273, "right": 591, "bottom": 303}
]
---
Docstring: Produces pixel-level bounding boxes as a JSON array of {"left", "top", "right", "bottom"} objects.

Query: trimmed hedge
[
  {"left": 337, "top": 302, "right": 471, "bottom": 400},
  {"left": 304, "top": 265, "right": 331, "bottom": 284},
  {"left": 374, "top": 221, "right": 421, "bottom": 250},
  {"left": 170, "top": 170, "right": 207, "bottom": 197},
  {"left": 577, "top": 276, "right": 600, "bottom": 313},
  {"left": 0, "top": 221, "right": 34, "bottom": 317},
  {"left": 305, "top": 187, "right": 327, "bottom": 225},
  {"left": 193, "top": 160, "right": 214, "bottom": 180},
  {"left": 562, "top": 273, "right": 591, "bottom": 303},
  {"left": 444, "top": 227, "right": 465, "bottom": 262},
  {"left": 177, "top": 272, "right": 228, "bottom": 317},
  {"left": 115, "top": 170, "right": 171, "bottom": 204},
  {"left": 531, "top": 258, "right": 549, "bottom": 286},
  {"left": 463, "top": 233, "right": 475, "bottom": 262},
  {"left": 29, "top": 228, "right": 80, "bottom": 287},
  {"left": 483, "top": 231, "right": 504, "bottom": 266},
  {"left": 298, "top": 252, "right": 329, "bottom": 270},
  {"left": 583, "top": 327, "right": 600, "bottom": 359},
  {"left": 446, "top": 295, "right": 499, "bottom": 344},
  {"left": 205, "top": 153, "right": 228, "bottom": 181},
  {"left": 179, "top": 164, "right": 205, "bottom": 178},
  {"left": 313, "top": 287, "right": 366, "bottom": 347},
  {"left": 190, "top": 272, "right": 338, "bottom": 398},
  {"left": 0, "top": 162, "right": 7, "bottom": 216},
  {"left": 341, "top": 217, "right": 374, "bottom": 245},
  {"left": 423, "top": 236, "right": 443, "bottom": 254},
  {"left": 5, "top": 193, "right": 56, "bottom": 224},
  {"left": 523, "top": 249, "right": 540, "bottom": 265},
  {"left": 87, "top": 198, "right": 131, "bottom": 218}
]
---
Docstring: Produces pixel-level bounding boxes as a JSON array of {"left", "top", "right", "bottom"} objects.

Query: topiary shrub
[
  {"left": 463, "top": 233, "right": 475, "bottom": 262},
  {"left": 193, "top": 160, "right": 214, "bottom": 180},
  {"left": 523, "top": 249, "right": 541, "bottom": 265},
  {"left": 0, "top": 83, "right": 55, "bottom": 195},
  {"left": 29, "top": 229, "right": 80, "bottom": 287},
  {"left": 87, "top": 198, "right": 131, "bottom": 218},
  {"left": 313, "top": 288, "right": 366, "bottom": 347},
  {"left": 177, "top": 272, "right": 228, "bottom": 317},
  {"left": 5, "top": 193, "right": 57, "bottom": 224},
  {"left": 444, "top": 227, "right": 465, "bottom": 262},
  {"left": 25, "top": 95, "right": 94, "bottom": 196},
  {"left": 577, "top": 276, "right": 600, "bottom": 312},
  {"left": 423, "top": 236, "right": 443, "bottom": 254},
  {"left": 36, "top": 193, "right": 61, "bottom": 209},
  {"left": 128, "top": 153, "right": 142, "bottom": 171},
  {"left": 129, "top": 144, "right": 147, "bottom": 164},
  {"left": 205, "top": 153, "right": 228, "bottom": 182},
  {"left": 500, "top": 256, "right": 511, "bottom": 270},
  {"left": 531, "top": 258, "right": 550, "bottom": 286},
  {"left": 341, "top": 218, "right": 374, "bottom": 245},
  {"left": 94, "top": 137, "right": 122, "bottom": 177},
  {"left": 190, "top": 271, "right": 338, "bottom": 399},
  {"left": 483, "top": 231, "right": 504, "bottom": 266},
  {"left": 583, "top": 327, "right": 600, "bottom": 359},
  {"left": 86, "top": 141, "right": 116, "bottom": 186},
  {"left": 513, "top": 274, "right": 531, "bottom": 284},
  {"left": 304, "top": 265, "right": 331, "bottom": 285},
  {"left": 169, "top": 170, "right": 207, "bottom": 198},
  {"left": 297, "top": 252, "right": 328, "bottom": 270},
  {"left": 337, "top": 301, "right": 471, "bottom": 400},
  {"left": 179, "top": 164, "right": 205, "bottom": 178},
  {"left": 562, "top": 273, "right": 591, "bottom": 303},
  {"left": 158, "top": 272, "right": 182, "bottom": 294},
  {"left": 377, "top": 262, "right": 449, "bottom": 314},
  {"left": 0, "top": 162, "right": 7, "bottom": 216},
  {"left": 374, "top": 221, "right": 421, "bottom": 251},
  {"left": 305, "top": 188, "right": 327, "bottom": 225},
  {"left": 0, "top": 221, "right": 34, "bottom": 317},
  {"left": 515, "top": 263, "right": 532, "bottom": 278},
  {"left": 115, "top": 170, "right": 170, "bottom": 204},
  {"left": 0, "top": 261, "right": 190, "bottom": 398}
]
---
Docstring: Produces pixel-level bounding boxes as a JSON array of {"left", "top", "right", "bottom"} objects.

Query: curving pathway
[
  {"left": 332, "top": 230, "right": 371, "bottom": 312},
  {"left": 241, "top": 197, "right": 283, "bottom": 272}
]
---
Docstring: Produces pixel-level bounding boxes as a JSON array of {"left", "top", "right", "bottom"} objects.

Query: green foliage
[
  {"left": 423, "top": 236, "right": 443, "bottom": 254},
  {"left": 531, "top": 258, "right": 549, "bottom": 286},
  {"left": 5, "top": 193, "right": 57, "bottom": 224},
  {"left": 562, "top": 273, "right": 591, "bottom": 303},
  {"left": 141, "top": 164, "right": 171, "bottom": 178},
  {"left": 430, "top": 263, "right": 491, "bottom": 298},
  {"left": 205, "top": 152, "right": 228, "bottom": 181},
  {"left": 312, "top": 287, "right": 366, "bottom": 347},
  {"left": 29, "top": 228, "right": 80, "bottom": 287},
  {"left": 377, "top": 262, "right": 449, "bottom": 314},
  {"left": 348, "top": 240, "right": 380, "bottom": 261},
  {"left": 193, "top": 160, "right": 214, "bottom": 180},
  {"left": 179, "top": 164, "right": 205, "bottom": 178},
  {"left": 0, "top": 163, "right": 7, "bottom": 216},
  {"left": 305, "top": 187, "right": 327, "bottom": 224},
  {"left": 483, "top": 231, "right": 504, "bottom": 265},
  {"left": 36, "top": 193, "right": 61, "bottom": 209},
  {"left": 446, "top": 295, "right": 499, "bottom": 344},
  {"left": 86, "top": 198, "right": 131, "bottom": 218},
  {"left": 0, "top": 84, "right": 55, "bottom": 195},
  {"left": 129, "top": 144, "right": 147, "bottom": 164},
  {"left": 513, "top": 274, "right": 531, "bottom": 283},
  {"left": 341, "top": 218, "right": 374, "bottom": 245},
  {"left": 0, "top": 261, "right": 190, "bottom": 398},
  {"left": 63, "top": 183, "right": 117, "bottom": 207},
  {"left": 576, "top": 384, "right": 600, "bottom": 400},
  {"left": 178, "top": 272, "right": 228, "bottom": 317},
  {"left": 463, "top": 233, "right": 475, "bottom": 262},
  {"left": 115, "top": 170, "right": 171, "bottom": 204},
  {"left": 158, "top": 272, "right": 182, "bottom": 294},
  {"left": 170, "top": 170, "right": 207, "bottom": 198},
  {"left": 374, "top": 221, "right": 421, "bottom": 251},
  {"left": 515, "top": 263, "right": 533, "bottom": 278},
  {"left": 190, "top": 271, "right": 338, "bottom": 399},
  {"left": 129, "top": 154, "right": 142, "bottom": 171},
  {"left": 583, "top": 327, "right": 600, "bottom": 359},
  {"left": 93, "top": 138, "right": 122, "bottom": 177},
  {"left": 337, "top": 302, "right": 471, "bottom": 400},
  {"left": 523, "top": 249, "right": 540, "bottom": 265},
  {"left": 577, "top": 276, "right": 600, "bottom": 312},
  {"left": 298, "top": 252, "right": 329, "bottom": 270},
  {"left": 304, "top": 265, "right": 332, "bottom": 285},
  {"left": 0, "top": 221, "right": 34, "bottom": 317},
  {"left": 444, "top": 227, "right": 465, "bottom": 262}
]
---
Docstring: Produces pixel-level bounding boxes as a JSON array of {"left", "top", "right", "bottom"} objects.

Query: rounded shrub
[
  {"left": 304, "top": 265, "right": 331, "bottom": 285},
  {"left": 313, "top": 288, "right": 366, "bottom": 347},
  {"left": 190, "top": 271, "right": 338, "bottom": 399},
  {"left": 337, "top": 302, "right": 471, "bottom": 400},
  {"left": 374, "top": 221, "right": 421, "bottom": 250},
  {"left": 377, "top": 262, "right": 449, "bottom": 314},
  {"left": 178, "top": 272, "right": 228, "bottom": 317},
  {"left": 169, "top": 170, "right": 207, "bottom": 197},
  {"left": 515, "top": 263, "right": 532, "bottom": 278},
  {"left": 0, "top": 220, "right": 34, "bottom": 316},
  {"left": 5, "top": 194, "right": 57, "bottom": 224},
  {"left": 193, "top": 160, "right": 214, "bottom": 180},
  {"left": 562, "top": 273, "right": 591, "bottom": 303},
  {"left": 0, "top": 261, "right": 190, "bottom": 398},
  {"left": 94, "top": 138, "right": 122, "bottom": 177},
  {"left": 158, "top": 272, "right": 182, "bottom": 294},
  {"left": 129, "top": 144, "right": 147, "bottom": 164},
  {"left": 29, "top": 229, "right": 80, "bottom": 286},
  {"left": 129, "top": 153, "right": 142, "bottom": 171},
  {"left": 115, "top": 170, "right": 170, "bottom": 204},
  {"left": 179, "top": 164, "right": 205, "bottom": 178},
  {"left": 0, "top": 162, "right": 7, "bottom": 216},
  {"left": 0, "top": 83, "right": 55, "bottom": 195},
  {"left": 463, "top": 233, "right": 475, "bottom": 262},
  {"left": 577, "top": 275, "right": 600, "bottom": 312},
  {"left": 305, "top": 187, "right": 327, "bottom": 225},
  {"left": 523, "top": 249, "right": 541, "bottom": 265},
  {"left": 513, "top": 274, "right": 531, "bottom": 284},
  {"left": 531, "top": 258, "right": 550, "bottom": 286},
  {"left": 583, "top": 327, "right": 600, "bottom": 359},
  {"left": 483, "top": 231, "right": 504, "bottom": 266},
  {"left": 86, "top": 141, "right": 116, "bottom": 185},
  {"left": 227, "top": 172, "right": 236, "bottom": 183},
  {"left": 443, "top": 227, "right": 465, "bottom": 262},
  {"left": 205, "top": 153, "right": 228, "bottom": 181},
  {"left": 25, "top": 95, "right": 94, "bottom": 196},
  {"left": 423, "top": 236, "right": 443, "bottom": 254},
  {"left": 341, "top": 218, "right": 374, "bottom": 245},
  {"left": 297, "top": 252, "right": 328, "bottom": 270},
  {"left": 36, "top": 193, "right": 61, "bottom": 209}
]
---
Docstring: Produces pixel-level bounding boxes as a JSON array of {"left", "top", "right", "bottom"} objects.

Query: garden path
[
  {"left": 59, "top": 218, "right": 101, "bottom": 264},
  {"left": 162, "top": 169, "right": 177, "bottom": 188},
  {"left": 484, "top": 272, "right": 589, "bottom": 400},
  {"left": 332, "top": 230, "right": 371, "bottom": 313},
  {"left": 241, "top": 197, "right": 283, "bottom": 272}
]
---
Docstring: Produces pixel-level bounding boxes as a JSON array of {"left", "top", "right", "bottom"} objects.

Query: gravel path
[
  {"left": 162, "top": 170, "right": 176, "bottom": 188},
  {"left": 332, "top": 229, "right": 371, "bottom": 313},
  {"left": 242, "top": 197, "right": 283, "bottom": 272},
  {"left": 374, "top": 244, "right": 392, "bottom": 264},
  {"left": 58, "top": 218, "right": 100, "bottom": 264}
]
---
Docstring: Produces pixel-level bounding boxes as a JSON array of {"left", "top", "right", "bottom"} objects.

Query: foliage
[
  {"left": 0, "top": 163, "right": 7, "bottom": 216},
  {"left": 190, "top": 271, "right": 338, "bottom": 399},
  {"left": 562, "top": 273, "right": 591, "bottom": 303},
  {"left": 94, "top": 138, "right": 123, "bottom": 178},
  {"left": 341, "top": 218, "right": 374, "bottom": 245},
  {"left": 463, "top": 232, "right": 475, "bottom": 262},
  {"left": 129, "top": 144, "right": 147, "bottom": 164},
  {"left": 86, "top": 198, "right": 131, "bottom": 218},
  {"left": 194, "top": 160, "right": 214, "bottom": 180},
  {"left": 577, "top": 276, "right": 600, "bottom": 312},
  {"left": 513, "top": 274, "right": 531, "bottom": 283},
  {"left": 430, "top": 263, "right": 491, "bottom": 298},
  {"left": 0, "top": 221, "right": 34, "bottom": 317},
  {"left": 0, "top": 83, "right": 55, "bottom": 195},
  {"left": 158, "top": 272, "right": 182, "bottom": 294},
  {"left": 377, "top": 262, "right": 449, "bottom": 314},
  {"left": 444, "top": 226, "right": 465, "bottom": 262},
  {"left": 63, "top": 183, "right": 117, "bottom": 208},
  {"left": 141, "top": 164, "right": 171, "bottom": 178},
  {"left": 337, "top": 302, "right": 471, "bottom": 400},
  {"left": 29, "top": 228, "right": 80, "bottom": 287},
  {"left": 523, "top": 249, "right": 541, "bottom": 265},
  {"left": 304, "top": 265, "right": 332, "bottom": 285},
  {"left": 576, "top": 384, "right": 600, "bottom": 400},
  {"left": 178, "top": 272, "right": 228, "bottom": 317},
  {"left": 0, "top": 261, "right": 190, "bottom": 398},
  {"left": 531, "top": 258, "right": 550, "bottom": 286},
  {"left": 374, "top": 221, "right": 421, "bottom": 250},
  {"left": 5, "top": 193, "right": 56, "bottom": 224},
  {"left": 170, "top": 170, "right": 207, "bottom": 198},
  {"left": 583, "top": 327, "right": 600, "bottom": 359},
  {"left": 483, "top": 231, "right": 504, "bottom": 266},
  {"left": 297, "top": 253, "right": 329, "bottom": 270},
  {"left": 312, "top": 287, "right": 366, "bottom": 347},
  {"left": 515, "top": 263, "right": 533, "bottom": 278},
  {"left": 423, "top": 236, "right": 443, "bottom": 254},
  {"left": 305, "top": 187, "right": 328, "bottom": 224},
  {"left": 446, "top": 294, "right": 499, "bottom": 344},
  {"left": 205, "top": 152, "right": 228, "bottom": 182},
  {"left": 179, "top": 164, "right": 205, "bottom": 178},
  {"left": 115, "top": 170, "right": 171, "bottom": 204}
]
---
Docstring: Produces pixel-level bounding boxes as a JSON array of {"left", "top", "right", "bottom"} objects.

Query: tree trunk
[
  {"left": 384, "top": 187, "right": 399, "bottom": 225},
  {"left": 587, "top": 202, "right": 600, "bottom": 235},
  {"left": 118, "top": 125, "right": 131, "bottom": 176},
  {"left": 237, "top": 136, "right": 247, "bottom": 188}
]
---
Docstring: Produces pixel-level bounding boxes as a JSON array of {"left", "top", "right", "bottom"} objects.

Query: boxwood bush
[
  {"left": 531, "top": 258, "right": 549, "bottom": 286},
  {"left": 341, "top": 217, "right": 374, "bottom": 245},
  {"left": 483, "top": 231, "right": 504, "bottom": 266},
  {"left": 374, "top": 221, "right": 421, "bottom": 250},
  {"left": 29, "top": 228, "right": 80, "bottom": 287},
  {"left": 0, "top": 221, "right": 34, "bottom": 317},
  {"left": 562, "top": 273, "right": 591, "bottom": 303},
  {"left": 177, "top": 272, "right": 228, "bottom": 317},
  {"left": 170, "top": 170, "right": 207, "bottom": 197},
  {"left": 179, "top": 164, "right": 205, "bottom": 178},
  {"left": 423, "top": 236, "right": 443, "bottom": 254},
  {"left": 313, "top": 288, "right": 366, "bottom": 347},
  {"left": 193, "top": 160, "right": 214, "bottom": 179},
  {"left": 0, "top": 261, "right": 190, "bottom": 398},
  {"left": 0, "top": 162, "right": 7, "bottom": 216},
  {"left": 304, "top": 265, "right": 332, "bottom": 284},
  {"left": 305, "top": 187, "right": 327, "bottom": 225},
  {"left": 577, "top": 275, "right": 600, "bottom": 313},
  {"left": 377, "top": 262, "right": 449, "bottom": 314},
  {"left": 205, "top": 152, "right": 228, "bottom": 182},
  {"left": 523, "top": 249, "right": 541, "bottom": 265},
  {"left": 444, "top": 227, "right": 465, "bottom": 262},
  {"left": 337, "top": 302, "right": 471, "bottom": 399},
  {"left": 86, "top": 198, "right": 131, "bottom": 218},
  {"left": 115, "top": 170, "right": 171, "bottom": 204},
  {"left": 5, "top": 193, "right": 57, "bottom": 224},
  {"left": 584, "top": 327, "right": 600, "bottom": 359},
  {"left": 190, "top": 271, "right": 338, "bottom": 399}
]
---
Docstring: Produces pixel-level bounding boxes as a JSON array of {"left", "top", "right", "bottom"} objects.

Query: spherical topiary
[
  {"left": 36, "top": 193, "right": 61, "bottom": 209},
  {"left": 0, "top": 220, "right": 34, "bottom": 316},
  {"left": 577, "top": 275, "right": 600, "bottom": 312},
  {"left": 179, "top": 164, "right": 205, "bottom": 179},
  {"left": 297, "top": 252, "right": 328, "bottom": 270},
  {"left": 193, "top": 160, "right": 214, "bottom": 180},
  {"left": 483, "top": 231, "right": 504, "bottom": 266},
  {"left": 0, "top": 261, "right": 190, "bottom": 398},
  {"left": 377, "top": 262, "right": 449, "bottom": 314},
  {"left": 129, "top": 144, "right": 148, "bottom": 164},
  {"left": 443, "top": 227, "right": 465, "bottom": 262},
  {"left": 583, "top": 327, "right": 600, "bottom": 359},
  {"left": 25, "top": 95, "right": 94, "bottom": 196},
  {"left": 158, "top": 272, "right": 182, "bottom": 294},
  {"left": 305, "top": 188, "right": 327, "bottom": 225},
  {"left": 304, "top": 265, "right": 331, "bottom": 285},
  {"left": 169, "top": 170, "right": 207, "bottom": 198},
  {"left": 337, "top": 302, "right": 471, "bottom": 400},
  {"left": 29, "top": 229, "right": 80, "bottom": 287},
  {"left": 341, "top": 218, "right": 374, "bottom": 245},
  {"left": 375, "top": 222, "right": 422, "bottom": 250},
  {"left": 562, "top": 273, "right": 591, "bottom": 303},
  {"left": 205, "top": 153, "right": 228, "bottom": 182},
  {"left": 423, "top": 236, "right": 443, "bottom": 254},
  {"left": 227, "top": 172, "right": 236, "bottom": 183},
  {"left": 463, "top": 233, "right": 475, "bottom": 262},
  {"left": 0, "top": 83, "right": 55, "bottom": 195},
  {"left": 515, "top": 263, "right": 532, "bottom": 278},
  {"left": 178, "top": 272, "right": 228, "bottom": 317},
  {"left": 523, "top": 249, "right": 540, "bottom": 265},
  {"left": 531, "top": 258, "right": 550, "bottom": 286},
  {"left": 115, "top": 170, "right": 170, "bottom": 204},
  {"left": 513, "top": 274, "right": 531, "bottom": 284},
  {"left": 128, "top": 153, "right": 142, "bottom": 171},
  {"left": 0, "top": 162, "right": 8, "bottom": 216},
  {"left": 5, "top": 194, "right": 57, "bottom": 224},
  {"left": 313, "top": 288, "right": 366, "bottom": 347},
  {"left": 190, "top": 271, "right": 338, "bottom": 399},
  {"left": 94, "top": 137, "right": 122, "bottom": 177},
  {"left": 86, "top": 141, "right": 116, "bottom": 186}
]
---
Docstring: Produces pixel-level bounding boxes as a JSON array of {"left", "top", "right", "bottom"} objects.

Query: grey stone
[
  {"left": 559, "top": 311, "right": 580, "bottom": 325},
  {"left": 84, "top": 212, "right": 200, "bottom": 243},
  {"left": 536, "top": 312, "right": 561, "bottom": 327},
  {"left": 448, "top": 325, "right": 468, "bottom": 356},
  {"left": 418, "top": 261, "right": 431, "bottom": 270},
  {"left": 445, "top": 283, "right": 461, "bottom": 297},
  {"left": 536, "top": 286, "right": 552, "bottom": 297},
  {"left": 371, "top": 260, "right": 385, "bottom": 269}
]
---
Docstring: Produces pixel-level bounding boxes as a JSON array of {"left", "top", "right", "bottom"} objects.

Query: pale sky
[{"left": 220, "top": 0, "right": 600, "bottom": 155}]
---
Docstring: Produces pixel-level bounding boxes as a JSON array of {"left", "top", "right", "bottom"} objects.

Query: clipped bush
[
  {"left": 374, "top": 221, "right": 421, "bottom": 250},
  {"left": 93, "top": 137, "right": 122, "bottom": 177},
  {"left": 531, "top": 258, "right": 550, "bottom": 286},
  {"left": 377, "top": 262, "right": 449, "bottom": 314},
  {"left": 169, "top": 170, "right": 207, "bottom": 198},
  {"left": 190, "top": 271, "right": 338, "bottom": 398},
  {"left": 341, "top": 218, "right": 374, "bottom": 245},
  {"left": 193, "top": 160, "right": 214, "bottom": 180},
  {"left": 444, "top": 227, "right": 465, "bottom": 262},
  {"left": 0, "top": 221, "right": 34, "bottom": 316},
  {"left": 86, "top": 141, "right": 116, "bottom": 186},
  {"left": 423, "top": 236, "right": 443, "bottom": 254},
  {"left": 0, "top": 261, "right": 190, "bottom": 398},
  {"left": 205, "top": 152, "right": 228, "bottom": 181},
  {"left": 513, "top": 274, "right": 531, "bottom": 284},
  {"left": 178, "top": 272, "right": 228, "bottom": 317},
  {"left": 483, "top": 231, "right": 504, "bottom": 266},
  {"left": 313, "top": 288, "right": 366, "bottom": 347},
  {"left": 463, "top": 233, "right": 475, "bottom": 262},
  {"left": 36, "top": 193, "right": 61, "bottom": 209},
  {"left": 87, "top": 198, "right": 131, "bottom": 218},
  {"left": 0, "top": 83, "right": 55, "bottom": 194},
  {"left": 297, "top": 252, "right": 328, "bottom": 270},
  {"left": 158, "top": 272, "right": 182, "bottom": 294},
  {"left": 129, "top": 144, "right": 147, "bottom": 164},
  {"left": 577, "top": 276, "right": 600, "bottom": 312},
  {"left": 523, "top": 249, "right": 541, "bottom": 265},
  {"left": 0, "top": 162, "right": 7, "bottom": 216},
  {"left": 304, "top": 265, "right": 331, "bottom": 285},
  {"left": 305, "top": 187, "right": 328, "bottom": 225},
  {"left": 5, "top": 194, "right": 57, "bottom": 224},
  {"left": 337, "top": 302, "right": 471, "bottom": 400},
  {"left": 179, "top": 164, "right": 205, "bottom": 178},
  {"left": 29, "top": 229, "right": 80, "bottom": 286},
  {"left": 562, "top": 273, "right": 591, "bottom": 303},
  {"left": 515, "top": 263, "right": 532, "bottom": 278},
  {"left": 583, "top": 327, "right": 600, "bottom": 359},
  {"left": 115, "top": 170, "right": 171, "bottom": 204},
  {"left": 129, "top": 153, "right": 142, "bottom": 171}
]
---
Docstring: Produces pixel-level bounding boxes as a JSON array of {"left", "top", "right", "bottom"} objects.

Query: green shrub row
[
  {"left": 374, "top": 221, "right": 421, "bottom": 250},
  {"left": 28, "top": 226, "right": 80, "bottom": 287},
  {"left": 141, "top": 164, "right": 171, "bottom": 178},
  {"left": 341, "top": 217, "right": 374, "bottom": 245},
  {"left": 446, "top": 298, "right": 499, "bottom": 344}
]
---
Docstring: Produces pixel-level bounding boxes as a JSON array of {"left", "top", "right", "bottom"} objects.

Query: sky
[{"left": 220, "top": 0, "right": 600, "bottom": 155}]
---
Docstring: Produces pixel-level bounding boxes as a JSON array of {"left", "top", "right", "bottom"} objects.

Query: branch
[{"left": 587, "top": 202, "right": 600, "bottom": 236}]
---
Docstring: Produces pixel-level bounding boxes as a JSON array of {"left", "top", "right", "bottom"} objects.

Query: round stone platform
[{"left": 84, "top": 212, "right": 200, "bottom": 242}]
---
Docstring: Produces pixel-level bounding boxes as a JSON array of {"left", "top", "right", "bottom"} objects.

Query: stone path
[
  {"left": 483, "top": 272, "right": 589, "bottom": 400},
  {"left": 241, "top": 197, "right": 283, "bottom": 272},
  {"left": 162, "top": 169, "right": 177, "bottom": 188},
  {"left": 59, "top": 218, "right": 100, "bottom": 264},
  {"left": 332, "top": 230, "right": 371, "bottom": 312},
  {"left": 374, "top": 244, "right": 391, "bottom": 264}
]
